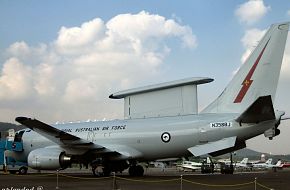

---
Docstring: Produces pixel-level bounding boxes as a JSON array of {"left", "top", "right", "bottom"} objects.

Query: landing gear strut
[
  {"left": 91, "top": 159, "right": 129, "bottom": 177},
  {"left": 129, "top": 165, "right": 144, "bottom": 176},
  {"left": 221, "top": 153, "right": 234, "bottom": 174}
]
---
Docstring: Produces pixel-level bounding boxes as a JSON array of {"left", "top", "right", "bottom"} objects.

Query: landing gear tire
[
  {"left": 18, "top": 167, "right": 28, "bottom": 175},
  {"left": 92, "top": 166, "right": 103, "bottom": 177},
  {"left": 92, "top": 165, "right": 111, "bottom": 177},
  {"left": 129, "top": 165, "right": 144, "bottom": 177}
]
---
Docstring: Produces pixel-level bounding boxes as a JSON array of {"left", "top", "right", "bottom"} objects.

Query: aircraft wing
[
  {"left": 15, "top": 117, "right": 142, "bottom": 158},
  {"left": 187, "top": 136, "right": 237, "bottom": 157},
  {"left": 16, "top": 117, "right": 101, "bottom": 148}
]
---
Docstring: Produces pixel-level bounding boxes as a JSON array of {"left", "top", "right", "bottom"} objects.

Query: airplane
[
  {"left": 217, "top": 157, "right": 252, "bottom": 171},
  {"left": 180, "top": 158, "right": 208, "bottom": 171},
  {"left": 149, "top": 161, "right": 166, "bottom": 168},
  {"left": 235, "top": 158, "right": 253, "bottom": 169},
  {"left": 279, "top": 162, "right": 290, "bottom": 168},
  {"left": 12, "top": 22, "right": 289, "bottom": 176},
  {"left": 253, "top": 159, "right": 282, "bottom": 169},
  {"left": 274, "top": 160, "right": 283, "bottom": 168},
  {"left": 253, "top": 158, "right": 272, "bottom": 168},
  {"left": 245, "top": 154, "right": 268, "bottom": 164},
  {"left": 180, "top": 161, "right": 202, "bottom": 171}
]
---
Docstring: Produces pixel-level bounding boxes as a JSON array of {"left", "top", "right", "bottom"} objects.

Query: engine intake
[{"left": 28, "top": 148, "right": 71, "bottom": 170}]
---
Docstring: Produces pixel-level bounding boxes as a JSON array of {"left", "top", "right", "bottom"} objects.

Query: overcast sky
[{"left": 0, "top": 0, "right": 290, "bottom": 154}]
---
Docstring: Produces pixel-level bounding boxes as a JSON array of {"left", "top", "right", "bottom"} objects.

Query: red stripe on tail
[{"left": 234, "top": 38, "right": 270, "bottom": 103}]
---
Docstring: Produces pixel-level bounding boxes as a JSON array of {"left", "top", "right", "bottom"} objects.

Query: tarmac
[{"left": 0, "top": 167, "right": 289, "bottom": 190}]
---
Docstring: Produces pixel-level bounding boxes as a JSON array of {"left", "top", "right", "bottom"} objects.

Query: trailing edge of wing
[
  {"left": 15, "top": 117, "right": 100, "bottom": 147},
  {"left": 236, "top": 95, "right": 275, "bottom": 124},
  {"left": 187, "top": 136, "right": 237, "bottom": 157}
]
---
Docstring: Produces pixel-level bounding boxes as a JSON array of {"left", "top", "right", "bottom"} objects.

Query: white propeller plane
[{"left": 12, "top": 22, "right": 289, "bottom": 176}]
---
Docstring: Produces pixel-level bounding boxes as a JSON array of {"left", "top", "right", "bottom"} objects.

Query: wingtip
[
  {"left": 15, "top": 117, "right": 30, "bottom": 123},
  {"left": 109, "top": 94, "right": 119, "bottom": 99}
]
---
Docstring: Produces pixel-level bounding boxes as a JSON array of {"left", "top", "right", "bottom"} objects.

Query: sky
[{"left": 0, "top": 0, "right": 290, "bottom": 154}]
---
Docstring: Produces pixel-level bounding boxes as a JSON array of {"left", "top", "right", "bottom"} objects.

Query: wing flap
[{"left": 187, "top": 136, "right": 236, "bottom": 156}]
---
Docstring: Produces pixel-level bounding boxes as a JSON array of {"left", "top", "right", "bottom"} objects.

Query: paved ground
[{"left": 0, "top": 168, "right": 289, "bottom": 190}]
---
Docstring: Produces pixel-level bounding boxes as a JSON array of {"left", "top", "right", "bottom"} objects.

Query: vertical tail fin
[
  {"left": 265, "top": 158, "right": 273, "bottom": 165},
  {"left": 202, "top": 22, "right": 289, "bottom": 114},
  {"left": 240, "top": 158, "right": 248, "bottom": 164}
]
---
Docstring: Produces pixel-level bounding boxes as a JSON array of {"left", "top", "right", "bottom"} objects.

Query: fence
[{"left": 2, "top": 171, "right": 275, "bottom": 190}]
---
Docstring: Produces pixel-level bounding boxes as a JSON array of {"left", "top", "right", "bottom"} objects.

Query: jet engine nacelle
[{"left": 28, "top": 148, "right": 71, "bottom": 170}]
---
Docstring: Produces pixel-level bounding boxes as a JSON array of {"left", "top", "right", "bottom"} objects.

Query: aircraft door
[{"left": 198, "top": 128, "right": 208, "bottom": 144}]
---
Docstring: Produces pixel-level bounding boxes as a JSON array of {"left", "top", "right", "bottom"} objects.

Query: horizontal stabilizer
[
  {"left": 209, "top": 140, "right": 246, "bottom": 157},
  {"left": 187, "top": 136, "right": 236, "bottom": 156},
  {"left": 236, "top": 95, "right": 275, "bottom": 123}
]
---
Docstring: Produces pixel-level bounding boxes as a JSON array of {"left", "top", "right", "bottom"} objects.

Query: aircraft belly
[
  {"left": 131, "top": 135, "right": 193, "bottom": 160},
  {"left": 236, "top": 120, "right": 276, "bottom": 140}
]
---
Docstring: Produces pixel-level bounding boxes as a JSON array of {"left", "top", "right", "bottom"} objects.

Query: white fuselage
[{"left": 15, "top": 113, "right": 275, "bottom": 162}]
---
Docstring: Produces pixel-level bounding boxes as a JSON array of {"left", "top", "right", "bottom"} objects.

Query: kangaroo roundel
[{"left": 161, "top": 132, "right": 171, "bottom": 143}]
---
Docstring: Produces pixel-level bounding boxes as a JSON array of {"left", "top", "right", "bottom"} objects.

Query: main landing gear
[
  {"left": 91, "top": 159, "right": 112, "bottom": 177},
  {"left": 221, "top": 152, "right": 234, "bottom": 174},
  {"left": 92, "top": 164, "right": 144, "bottom": 177},
  {"left": 91, "top": 159, "right": 144, "bottom": 177},
  {"left": 128, "top": 165, "right": 144, "bottom": 176}
]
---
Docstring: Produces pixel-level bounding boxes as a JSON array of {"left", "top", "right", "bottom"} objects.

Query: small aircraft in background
[
  {"left": 253, "top": 159, "right": 282, "bottom": 169},
  {"left": 279, "top": 161, "right": 290, "bottom": 168},
  {"left": 180, "top": 160, "right": 203, "bottom": 171},
  {"left": 178, "top": 157, "right": 216, "bottom": 172},
  {"left": 235, "top": 158, "right": 253, "bottom": 169}
]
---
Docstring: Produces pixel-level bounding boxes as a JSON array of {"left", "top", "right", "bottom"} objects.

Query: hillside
[
  {"left": 0, "top": 122, "right": 25, "bottom": 132},
  {"left": 218, "top": 148, "right": 290, "bottom": 162}
]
